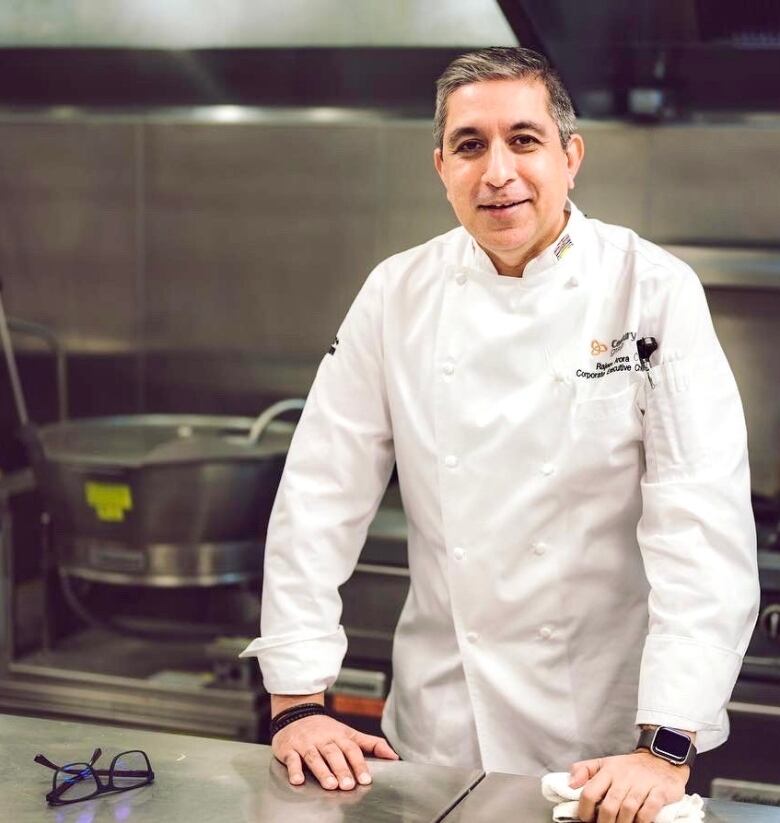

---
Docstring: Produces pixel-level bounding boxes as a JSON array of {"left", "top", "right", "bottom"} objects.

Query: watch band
[{"left": 637, "top": 727, "right": 696, "bottom": 767}]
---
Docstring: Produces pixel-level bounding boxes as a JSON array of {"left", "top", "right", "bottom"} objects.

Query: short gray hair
[{"left": 434, "top": 47, "right": 576, "bottom": 150}]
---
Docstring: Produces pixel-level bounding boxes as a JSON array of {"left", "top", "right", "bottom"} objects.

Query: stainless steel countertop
[
  {"left": 446, "top": 773, "right": 780, "bottom": 823},
  {"left": 5, "top": 712, "right": 780, "bottom": 822},
  {"left": 2, "top": 712, "right": 481, "bottom": 823}
]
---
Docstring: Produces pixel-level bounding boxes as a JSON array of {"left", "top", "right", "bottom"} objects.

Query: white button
[
  {"left": 453, "top": 546, "right": 465, "bottom": 560},
  {"left": 445, "top": 455, "right": 459, "bottom": 468},
  {"left": 553, "top": 372, "right": 566, "bottom": 384},
  {"left": 466, "top": 631, "right": 479, "bottom": 644},
  {"left": 566, "top": 276, "right": 579, "bottom": 288},
  {"left": 532, "top": 541, "right": 547, "bottom": 556},
  {"left": 509, "top": 297, "right": 518, "bottom": 311},
  {"left": 455, "top": 272, "right": 467, "bottom": 285},
  {"left": 442, "top": 361, "right": 455, "bottom": 376},
  {"left": 540, "top": 462, "right": 555, "bottom": 476},
  {"left": 539, "top": 626, "right": 554, "bottom": 640}
]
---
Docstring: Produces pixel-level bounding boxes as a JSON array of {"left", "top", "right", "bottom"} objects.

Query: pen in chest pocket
[{"left": 636, "top": 336, "right": 659, "bottom": 389}]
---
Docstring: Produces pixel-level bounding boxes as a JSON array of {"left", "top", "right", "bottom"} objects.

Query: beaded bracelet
[{"left": 270, "top": 702, "right": 329, "bottom": 739}]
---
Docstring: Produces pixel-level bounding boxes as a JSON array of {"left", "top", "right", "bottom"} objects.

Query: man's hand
[
  {"left": 568, "top": 751, "right": 689, "bottom": 823},
  {"left": 272, "top": 713, "right": 399, "bottom": 790}
]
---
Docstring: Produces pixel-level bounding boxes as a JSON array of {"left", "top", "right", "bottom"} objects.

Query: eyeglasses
[{"left": 34, "top": 747, "right": 154, "bottom": 806}]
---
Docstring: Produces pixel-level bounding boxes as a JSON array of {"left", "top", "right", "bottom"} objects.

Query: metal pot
[{"left": 34, "top": 412, "right": 297, "bottom": 587}]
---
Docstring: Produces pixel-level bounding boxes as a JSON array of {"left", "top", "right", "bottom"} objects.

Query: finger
[
  {"left": 569, "top": 759, "right": 602, "bottom": 788},
  {"left": 636, "top": 789, "right": 666, "bottom": 823},
  {"left": 617, "top": 789, "right": 651, "bottom": 823},
  {"left": 577, "top": 769, "right": 612, "bottom": 823},
  {"left": 340, "top": 738, "right": 372, "bottom": 785},
  {"left": 283, "top": 751, "right": 305, "bottom": 786},
  {"left": 597, "top": 784, "right": 629, "bottom": 823},
  {"left": 354, "top": 731, "right": 399, "bottom": 760},
  {"left": 301, "top": 746, "right": 339, "bottom": 790},
  {"left": 319, "top": 742, "right": 356, "bottom": 790}
]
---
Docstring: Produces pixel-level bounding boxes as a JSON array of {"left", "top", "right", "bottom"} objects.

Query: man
[{"left": 240, "top": 47, "right": 759, "bottom": 823}]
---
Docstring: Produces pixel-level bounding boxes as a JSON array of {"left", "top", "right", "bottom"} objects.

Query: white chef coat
[{"left": 240, "top": 201, "right": 760, "bottom": 775}]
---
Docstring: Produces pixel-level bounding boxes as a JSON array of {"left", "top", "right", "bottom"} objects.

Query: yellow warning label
[{"left": 85, "top": 482, "right": 133, "bottom": 523}]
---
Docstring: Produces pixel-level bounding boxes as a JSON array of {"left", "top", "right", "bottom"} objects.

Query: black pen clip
[{"left": 636, "top": 337, "right": 658, "bottom": 389}]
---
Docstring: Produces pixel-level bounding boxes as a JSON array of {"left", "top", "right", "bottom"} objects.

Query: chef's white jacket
[{"left": 240, "top": 201, "right": 760, "bottom": 775}]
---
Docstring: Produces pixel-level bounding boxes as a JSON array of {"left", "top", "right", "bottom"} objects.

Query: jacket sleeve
[
  {"left": 634, "top": 263, "right": 760, "bottom": 749},
  {"left": 239, "top": 263, "right": 395, "bottom": 695}
]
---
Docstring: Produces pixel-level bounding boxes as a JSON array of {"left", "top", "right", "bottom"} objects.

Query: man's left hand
[{"left": 569, "top": 750, "right": 689, "bottom": 823}]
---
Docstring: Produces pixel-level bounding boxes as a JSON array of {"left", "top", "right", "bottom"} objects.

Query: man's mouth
[{"left": 478, "top": 199, "right": 530, "bottom": 211}]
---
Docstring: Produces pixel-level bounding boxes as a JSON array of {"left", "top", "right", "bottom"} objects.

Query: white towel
[{"left": 541, "top": 772, "right": 705, "bottom": 823}]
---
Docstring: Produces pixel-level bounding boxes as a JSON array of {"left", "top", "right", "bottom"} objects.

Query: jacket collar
[{"left": 467, "top": 199, "right": 585, "bottom": 281}]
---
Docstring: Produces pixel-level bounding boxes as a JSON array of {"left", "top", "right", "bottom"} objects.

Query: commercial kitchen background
[{"left": 0, "top": 0, "right": 778, "bottom": 802}]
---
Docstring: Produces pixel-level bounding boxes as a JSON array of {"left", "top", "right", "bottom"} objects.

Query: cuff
[
  {"left": 637, "top": 634, "right": 742, "bottom": 728},
  {"left": 239, "top": 626, "right": 348, "bottom": 695}
]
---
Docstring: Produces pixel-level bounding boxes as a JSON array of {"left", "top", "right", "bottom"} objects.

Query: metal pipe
[
  {"left": 39, "top": 511, "right": 53, "bottom": 652},
  {"left": 247, "top": 398, "right": 305, "bottom": 444},
  {"left": 6, "top": 317, "right": 68, "bottom": 421},
  {"left": 0, "top": 286, "right": 29, "bottom": 427}
]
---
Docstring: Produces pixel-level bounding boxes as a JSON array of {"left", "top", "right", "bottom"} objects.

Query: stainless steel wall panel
[
  {"left": 376, "top": 122, "right": 458, "bottom": 263},
  {"left": 0, "top": 108, "right": 777, "bottom": 489},
  {"left": 0, "top": 122, "right": 138, "bottom": 352},
  {"left": 572, "top": 122, "right": 652, "bottom": 236},
  {"left": 708, "top": 289, "right": 780, "bottom": 496},
  {"left": 647, "top": 125, "right": 780, "bottom": 244},
  {"left": 143, "top": 122, "right": 382, "bottom": 357},
  {"left": 144, "top": 352, "right": 317, "bottom": 414}
]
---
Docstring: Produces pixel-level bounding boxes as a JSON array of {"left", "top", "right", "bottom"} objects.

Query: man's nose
[{"left": 483, "top": 141, "right": 516, "bottom": 188}]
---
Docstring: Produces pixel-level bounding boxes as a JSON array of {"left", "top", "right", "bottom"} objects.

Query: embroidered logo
[
  {"left": 590, "top": 339, "right": 608, "bottom": 356},
  {"left": 610, "top": 330, "right": 637, "bottom": 356},
  {"left": 328, "top": 335, "right": 340, "bottom": 356},
  {"left": 554, "top": 234, "right": 573, "bottom": 260}
]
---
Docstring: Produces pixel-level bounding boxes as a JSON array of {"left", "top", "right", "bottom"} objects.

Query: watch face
[{"left": 653, "top": 728, "right": 690, "bottom": 761}]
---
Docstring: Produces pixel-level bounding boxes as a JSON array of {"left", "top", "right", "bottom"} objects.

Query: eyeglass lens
[
  {"left": 112, "top": 751, "right": 150, "bottom": 789},
  {"left": 55, "top": 763, "right": 99, "bottom": 801}
]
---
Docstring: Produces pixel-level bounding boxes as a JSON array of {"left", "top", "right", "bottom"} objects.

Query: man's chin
[{"left": 475, "top": 228, "right": 534, "bottom": 256}]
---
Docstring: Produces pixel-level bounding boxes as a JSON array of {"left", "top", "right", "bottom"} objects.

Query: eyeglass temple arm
[
  {"left": 34, "top": 747, "right": 102, "bottom": 771},
  {"left": 33, "top": 754, "right": 59, "bottom": 771}
]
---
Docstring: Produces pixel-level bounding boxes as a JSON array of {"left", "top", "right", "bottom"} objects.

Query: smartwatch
[{"left": 636, "top": 727, "right": 696, "bottom": 767}]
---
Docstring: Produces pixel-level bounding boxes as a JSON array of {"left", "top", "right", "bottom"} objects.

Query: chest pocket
[
  {"left": 566, "top": 384, "right": 644, "bottom": 490},
  {"left": 573, "top": 383, "right": 642, "bottom": 423}
]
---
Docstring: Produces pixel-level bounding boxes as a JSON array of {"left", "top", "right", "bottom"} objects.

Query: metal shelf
[{"left": 665, "top": 245, "right": 780, "bottom": 290}]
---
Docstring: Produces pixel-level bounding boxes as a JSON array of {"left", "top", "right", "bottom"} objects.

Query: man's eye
[
  {"left": 512, "top": 135, "right": 538, "bottom": 147},
  {"left": 455, "top": 140, "right": 483, "bottom": 153}
]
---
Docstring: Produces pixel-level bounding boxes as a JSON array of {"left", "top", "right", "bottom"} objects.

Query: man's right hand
[{"left": 271, "top": 698, "right": 399, "bottom": 790}]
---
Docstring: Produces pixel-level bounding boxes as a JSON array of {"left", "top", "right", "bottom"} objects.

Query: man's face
[{"left": 434, "top": 78, "right": 584, "bottom": 275}]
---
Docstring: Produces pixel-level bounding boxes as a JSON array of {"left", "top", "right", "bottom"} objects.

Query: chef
[{"left": 240, "top": 47, "right": 759, "bottom": 823}]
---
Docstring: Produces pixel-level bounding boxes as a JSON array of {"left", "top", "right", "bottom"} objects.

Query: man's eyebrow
[
  {"left": 508, "top": 120, "right": 547, "bottom": 136},
  {"left": 446, "top": 120, "right": 549, "bottom": 149}
]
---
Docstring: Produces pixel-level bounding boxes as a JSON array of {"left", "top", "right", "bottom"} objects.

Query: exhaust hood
[
  {"left": 0, "top": 0, "right": 515, "bottom": 110},
  {"left": 0, "top": 0, "right": 777, "bottom": 118},
  {"left": 497, "top": 0, "right": 780, "bottom": 119}
]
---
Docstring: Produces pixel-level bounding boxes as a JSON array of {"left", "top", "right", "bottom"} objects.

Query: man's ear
[
  {"left": 433, "top": 147, "right": 445, "bottom": 183},
  {"left": 565, "top": 134, "right": 585, "bottom": 189}
]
